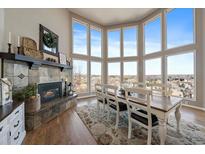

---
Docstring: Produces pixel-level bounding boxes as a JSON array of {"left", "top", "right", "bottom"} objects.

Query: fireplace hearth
[{"left": 38, "top": 82, "right": 62, "bottom": 103}]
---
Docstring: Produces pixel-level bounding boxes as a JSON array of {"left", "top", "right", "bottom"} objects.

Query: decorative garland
[{"left": 43, "top": 32, "right": 57, "bottom": 48}]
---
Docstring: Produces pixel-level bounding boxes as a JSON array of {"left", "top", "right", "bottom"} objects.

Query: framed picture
[
  {"left": 59, "top": 52, "right": 67, "bottom": 65},
  {"left": 39, "top": 24, "right": 59, "bottom": 56}
]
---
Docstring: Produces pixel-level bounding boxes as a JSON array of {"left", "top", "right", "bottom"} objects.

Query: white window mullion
[
  {"left": 87, "top": 24, "right": 91, "bottom": 94},
  {"left": 120, "top": 28, "right": 123, "bottom": 84}
]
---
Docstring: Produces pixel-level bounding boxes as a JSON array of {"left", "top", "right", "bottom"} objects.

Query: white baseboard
[{"left": 182, "top": 104, "right": 205, "bottom": 112}]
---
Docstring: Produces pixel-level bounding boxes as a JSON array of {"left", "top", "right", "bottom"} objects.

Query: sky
[{"left": 73, "top": 8, "right": 194, "bottom": 76}]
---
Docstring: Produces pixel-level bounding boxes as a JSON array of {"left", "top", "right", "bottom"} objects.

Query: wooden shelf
[{"left": 0, "top": 52, "right": 72, "bottom": 71}]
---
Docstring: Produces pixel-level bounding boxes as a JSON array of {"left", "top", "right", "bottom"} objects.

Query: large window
[
  {"left": 167, "top": 52, "right": 194, "bottom": 99},
  {"left": 108, "top": 62, "right": 121, "bottom": 86},
  {"left": 145, "top": 58, "right": 162, "bottom": 85},
  {"left": 123, "top": 62, "right": 138, "bottom": 82},
  {"left": 72, "top": 21, "right": 87, "bottom": 55},
  {"left": 91, "top": 62, "right": 102, "bottom": 92},
  {"left": 91, "top": 28, "right": 102, "bottom": 57},
  {"left": 166, "top": 8, "right": 194, "bottom": 49},
  {"left": 72, "top": 19, "right": 102, "bottom": 95},
  {"left": 73, "top": 60, "right": 88, "bottom": 93},
  {"left": 108, "top": 30, "right": 121, "bottom": 58},
  {"left": 144, "top": 17, "right": 161, "bottom": 54},
  {"left": 123, "top": 27, "right": 137, "bottom": 57}
]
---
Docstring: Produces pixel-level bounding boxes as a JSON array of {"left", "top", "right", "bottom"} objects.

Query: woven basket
[
  {"left": 25, "top": 94, "right": 41, "bottom": 113},
  {"left": 21, "top": 37, "right": 44, "bottom": 60}
]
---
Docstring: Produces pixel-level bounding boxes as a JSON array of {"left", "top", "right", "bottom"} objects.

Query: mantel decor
[
  {"left": 21, "top": 37, "right": 44, "bottom": 60},
  {"left": 39, "top": 24, "right": 59, "bottom": 56}
]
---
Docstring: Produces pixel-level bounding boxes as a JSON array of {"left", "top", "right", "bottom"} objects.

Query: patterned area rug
[{"left": 76, "top": 104, "right": 205, "bottom": 145}]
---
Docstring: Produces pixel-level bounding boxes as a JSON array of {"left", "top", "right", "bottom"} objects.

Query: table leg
[
  {"left": 175, "top": 105, "right": 181, "bottom": 133},
  {"left": 158, "top": 118, "right": 167, "bottom": 145}
]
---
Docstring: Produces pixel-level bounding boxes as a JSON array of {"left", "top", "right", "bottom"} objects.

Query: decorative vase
[{"left": 25, "top": 94, "right": 41, "bottom": 113}]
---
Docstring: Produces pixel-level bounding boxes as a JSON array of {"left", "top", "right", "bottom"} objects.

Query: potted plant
[{"left": 13, "top": 84, "right": 41, "bottom": 113}]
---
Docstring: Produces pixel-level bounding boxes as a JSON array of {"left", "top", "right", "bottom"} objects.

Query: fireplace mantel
[{"left": 0, "top": 52, "right": 72, "bottom": 71}]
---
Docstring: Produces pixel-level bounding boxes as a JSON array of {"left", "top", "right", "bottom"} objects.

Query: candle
[
  {"left": 8, "top": 32, "right": 11, "bottom": 44},
  {"left": 17, "top": 36, "right": 20, "bottom": 47},
  {"left": 65, "top": 78, "right": 68, "bottom": 82}
]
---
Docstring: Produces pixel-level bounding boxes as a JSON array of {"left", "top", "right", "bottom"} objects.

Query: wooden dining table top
[{"left": 117, "top": 93, "right": 183, "bottom": 112}]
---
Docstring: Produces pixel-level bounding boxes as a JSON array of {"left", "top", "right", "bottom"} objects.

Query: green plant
[
  {"left": 12, "top": 90, "right": 25, "bottom": 102},
  {"left": 24, "top": 84, "right": 37, "bottom": 100},
  {"left": 12, "top": 84, "right": 37, "bottom": 102}
]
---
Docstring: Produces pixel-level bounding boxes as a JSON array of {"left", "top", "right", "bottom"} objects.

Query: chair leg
[
  {"left": 97, "top": 101, "right": 100, "bottom": 118},
  {"left": 102, "top": 102, "right": 105, "bottom": 116},
  {"left": 147, "top": 128, "right": 152, "bottom": 145},
  {"left": 128, "top": 120, "right": 132, "bottom": 139},
  {"left": 115, "top": 110, "right": 119, "bottom": 129},
  {"left": 107, "top": 106, "right": 110, "bottom": 121}
]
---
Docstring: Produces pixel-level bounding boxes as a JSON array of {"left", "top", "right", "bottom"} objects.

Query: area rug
[{"left": 76, "top": 104, "right": 205, "bottom": 145}]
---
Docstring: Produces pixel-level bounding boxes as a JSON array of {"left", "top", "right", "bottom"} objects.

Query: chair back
[
  {"left": 132, "top": 82, "right": 146, "bottom": 88},
  {"left": 150, "top": 83, "right": 172, "bottom": 96},
  {"left": 95, "top": 84, "right": 105, "bottom": 101},
  {"left": 125, "top": 87, "right": 152, "bottom": 127},
  {"left": 104, "top": 84, "right": 118, "bottom": 104},
  {"left": 121, "top": 81, "right": 132, "bottom": 89}
]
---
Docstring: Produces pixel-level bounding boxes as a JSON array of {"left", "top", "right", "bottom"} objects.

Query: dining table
[{"left": 116, "top": 92, "right": 183, "bottom": 145}]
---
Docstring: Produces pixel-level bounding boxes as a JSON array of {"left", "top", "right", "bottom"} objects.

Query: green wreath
[{"left": 43, "top": 32, "right": 57, "bottom": 48}]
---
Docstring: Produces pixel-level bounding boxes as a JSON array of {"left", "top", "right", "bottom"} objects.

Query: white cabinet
[
  {"left": 0, "top": 118, "right": 9, "bottom": 144},
  {"left": 0, "top": 103, "right": 26, "bottom": 145}
]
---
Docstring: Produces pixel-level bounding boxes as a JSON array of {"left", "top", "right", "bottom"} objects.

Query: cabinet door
[{"left": 0, "top": 127, "right": 9, "bottom": 145}]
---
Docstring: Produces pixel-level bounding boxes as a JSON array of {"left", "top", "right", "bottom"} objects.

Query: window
[
  {"left": 73, "top": 60, "right": 87, "bottom": 93},
  {"left": 166, "top": 8, "right": 194, "bottom": 49},
  {"left": 167, "top": 52, "right": 194, "bottom": 99},
  {"left": 91, "top": 62, "right": 102, "bottom": 92},
  {"left": 108, "top": 62, "right": 121, "bottom": 86},
  {"left": 73, "top": 21, "right": 87, "bottom": 55},
  {"left": 123, "top": 62, "right": 138, "bottom": 82},
  {"left": 145, "top": 58, "right": 162, "bottom": 86},
  {"left": 91, "top": 28, "right": 102, "bottom": 57},
  {"left": 144, "top": 17, "right": 161, "bottom": 54},
  {"left": 72, "top": 19, "right": 103, "bottom": 95},
  {"left": 123, "top": 27, "right": 137, "bottom": 57},
  {"left": 108, "top": 30, "right": 121, "bottom": 58}
]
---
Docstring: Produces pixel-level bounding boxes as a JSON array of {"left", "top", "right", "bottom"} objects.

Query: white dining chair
[
  {"left": 150, "top": 83, "right": 172, "bottom": 97},
  {"left": 125, "top": 87, "right": 159, "bottom": 145},
  {"left": 95, "top": 84, "right": 106, "bottom": 117},
  {"left": 104, "top": 84, "right": 127, "bottom": 129},
  {"left": 132, "top": 82, "right": 146, "bottom": 88}
]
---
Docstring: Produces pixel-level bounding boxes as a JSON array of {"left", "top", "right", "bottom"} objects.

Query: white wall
[
  {"left": 0, "top": 8, "right": 4, "bottom": 51},
  {"left": 202, "top": 9, "right": 205, "bottom": 108},
  {"left": 3, "top": 8, "right": 71, "bottom": 56}
]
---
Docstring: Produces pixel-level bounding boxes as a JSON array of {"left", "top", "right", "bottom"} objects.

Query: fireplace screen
[{"left": 38, "top": 82, "right": 62, "bottom": 103}]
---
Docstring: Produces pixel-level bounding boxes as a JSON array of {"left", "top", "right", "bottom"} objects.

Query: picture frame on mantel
[{"left": 39, "top": 24, "right": 59, "bottom": 57}]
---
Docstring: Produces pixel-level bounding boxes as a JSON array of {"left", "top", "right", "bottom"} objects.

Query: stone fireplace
[
  {"left": 38, "top": 82, "right": 62, "bottom": 103},
  {"left": 0, "top": 56, "right": 77, "bottom": 131}
]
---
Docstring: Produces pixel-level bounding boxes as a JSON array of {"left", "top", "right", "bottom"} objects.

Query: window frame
[
  {"left": 107, "top": 28, "right": 121, "bottom": 58},
  {"left": 72, "top": 18, "right": 103, "bottom": 96},
  {"left": 90, "top": 60, "right": 103, "bottom": 93},
  {"left": 122, "top": 26, "right": 138, "bottom": 57},
  {"left": 165, "top": 50, "right": 196, "bottom": 101},
  {"left": 143, "top": 57, "right": 163, "bottom": 85},
  {"left": 72, "top": 19, "right": 89, "bottom": 56},
  {"left": 165, "top": 8, "right": 196, "bottom": 50},
  {"left": 72, "top": 58, "right": 89, "bottom": 94},
  {"left": 90, "top": 26, "right": 103, "bottom": 58},
  {"left": 123, "top": 61, "right": 138, "bottom": 82},
  {"left": 143, "top": 14, "right": 162, "bottom": 56},
  {"left": 107, "top": 61, "right": 121, "bottom": 86}
]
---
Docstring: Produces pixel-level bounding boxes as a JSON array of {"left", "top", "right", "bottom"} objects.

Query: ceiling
[{"left": 68, "top": 8, "right": 157, "bottom": 26}]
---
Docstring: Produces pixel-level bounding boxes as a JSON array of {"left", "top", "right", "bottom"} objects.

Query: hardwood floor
[
  {"left": 24, "top": 97, "right": 205, "bottom": 145},
  {"left": 24, "top": 101, "right": 97, "bottom": 145}
]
